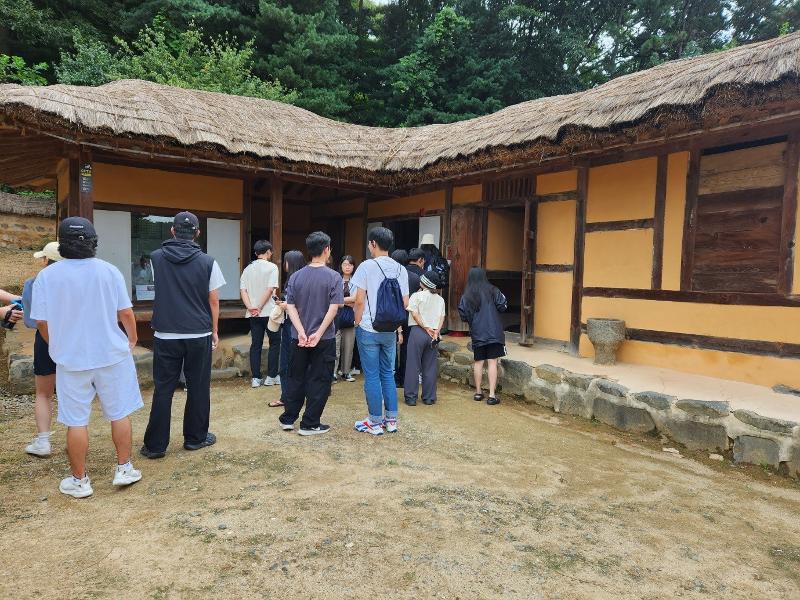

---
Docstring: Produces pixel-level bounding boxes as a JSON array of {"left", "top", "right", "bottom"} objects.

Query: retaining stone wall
[{"left": 437, "top": 342, "right": 800, "bottom": 479}]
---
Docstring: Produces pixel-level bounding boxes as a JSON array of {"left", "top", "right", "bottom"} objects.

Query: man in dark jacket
[
  {"left": 406, "top": 248, "right": 425, "bottom": 295},
  {"left": 141, "top": 212, "right": 224, "bottom": 458}
]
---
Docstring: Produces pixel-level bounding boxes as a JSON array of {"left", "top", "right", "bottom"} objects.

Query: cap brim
[{"left": 33, "top": 251, "right": 46, "bottom": 258}]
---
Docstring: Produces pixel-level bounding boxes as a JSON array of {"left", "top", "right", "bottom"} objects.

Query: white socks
[{"left": 37, "top": 431, "right": 51, "bottom": 442}]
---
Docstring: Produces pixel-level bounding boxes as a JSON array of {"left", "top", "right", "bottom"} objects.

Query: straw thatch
[{"left": 1, "top": 32, "right": 799, "bottom": 186}]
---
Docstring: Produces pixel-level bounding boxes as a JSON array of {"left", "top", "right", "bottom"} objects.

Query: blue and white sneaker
[
  {"left": 354, "top": 419, "right": 384, "bottom": 436},
  {"left": 383, "top": 419, "right": 398, "bottom": 433}
]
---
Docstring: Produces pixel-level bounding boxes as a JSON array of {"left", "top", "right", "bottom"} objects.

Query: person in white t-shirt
[
  {"left": 240, "top": 240, "right": 281, "bottom": 388},
  {"left": 404, "top": 272, "right": 446, "bottom": 406},
  {"left": 30, "top": 217, "right": 144, "bottom": 499},
  {"left": 141, "top": 212, "right": 225, "bottom": 460}
]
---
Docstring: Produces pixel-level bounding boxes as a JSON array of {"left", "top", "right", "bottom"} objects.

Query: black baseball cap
[
  {"left": 58, "top": 216, "right": 97, "bottom": 240},
  {"left": 174, "top": 211, "right": 199, "bottom": 231},
  {"left": 421, "top": 272, "right": 440, "bottom": 289}
]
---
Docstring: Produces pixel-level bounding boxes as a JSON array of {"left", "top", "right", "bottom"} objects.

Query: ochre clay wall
[
  {"left": 486, "top": 208, "right": 523, "bottom": 271},
  {"left": 93, "top": 163, "right": 243, "bottom": 213},
  {"left": 368, "top": 190, "right": 444, "bottom": 219}
]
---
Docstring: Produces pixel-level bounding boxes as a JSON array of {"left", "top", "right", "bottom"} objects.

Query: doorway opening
[{"left": 485, "top": 206, "right": 524, "bottom": 333}]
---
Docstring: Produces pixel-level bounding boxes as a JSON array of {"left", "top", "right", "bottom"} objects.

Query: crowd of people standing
[{"left": 2, "top": 211, "right": 510, "bottom": 499}]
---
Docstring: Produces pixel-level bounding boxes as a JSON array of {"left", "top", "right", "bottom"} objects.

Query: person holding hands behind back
[{"left": 403, "top": 271, "right": 446, "bottom": 406}]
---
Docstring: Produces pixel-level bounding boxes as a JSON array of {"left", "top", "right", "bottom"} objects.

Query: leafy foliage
[{"left": 0, "top": 54, "right": 47, "bottom": 85}]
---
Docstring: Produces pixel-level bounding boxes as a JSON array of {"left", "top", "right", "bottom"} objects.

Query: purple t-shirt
[{"left": 285, "top": 265, "right": 344, "bottom": 340}]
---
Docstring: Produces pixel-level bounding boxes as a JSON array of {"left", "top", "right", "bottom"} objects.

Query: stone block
[
  {"left": 773, "top": 384, "right": 800, "bottom": 397},
  {"left": 526, "top": 380, "right": 556, "bottom": 408},
  {"left": 438, "top": 341, "right": 460, "bottom": 359},
  {"left": 437, "top": 357, "right": 447, "bottom": 371},
  {"left": 663, "top": 419, "right": 729, "bottom": 451},
  {"left": 211, "top": 367, "right": 240, "bottom": 381},
  {"left": 592, "top": 396, "right": 655, "bottom": 433},
  {"left": 633, "top": 391, "right": 675, "bottom": 411},
  {"left": 133, "top": 352, "right": 154, "bottom": 387},
  {"left": 675, "top": 399, "right": 730, "bottom": 418},
  {"left": 594, "top": 379, "right": 628, "bottom": 398},
  {"left": 733, "top": 435, "right": 780, "bottom": 468},
  {"left": 556, "top": 385, "right": 593, "bottom": 419},
  {"left": 733, "top": 410, "right": 798, "bottom": 436},
  {"left": 8, "top": 356, "right": 35, "bottom": 395},
  {"left": 563, "top": 371, "right": 595, "bottom": 391},
  {"left": 453, "top": 352, "right": 473, "bottom": 366},
  {"left": 441, "top": 363, "right": 471, "bottom": 384},
  {"left": 499, "top": 359, "right": 533, "bottom": 396},
  {"left": 230, "top": 343, "right": 267, "bottom": 377},
  {"left": 785, "top": 445, "right": 800, "bottom": 479},
  {"left": 534, "top": 364, "right": 564, "bottom": 385}
]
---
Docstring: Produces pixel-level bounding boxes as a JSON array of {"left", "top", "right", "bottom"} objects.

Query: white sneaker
[
  {"left": 25, "top": 436, "right": 51, "bottom": 457},
  {"left": 280, "top": 421, "right": 294, "bottom": 431},
  {"left": 263, "top": 376, "right": 280, "bottom": 387},
  {"left": 354, "top": 419, "right": 384, "bottom": 436},
  {"left": 251, "top": 377, "right": 262, "bottom": 388},
  {"left": 384, "top": 419, "right": 398, "bottom": 434},
  {"left": 59, "top": 475, "right": 93, "bottom": 498},
  {"left": 113, "top": 464, "right": 142, "bottom": 487}
]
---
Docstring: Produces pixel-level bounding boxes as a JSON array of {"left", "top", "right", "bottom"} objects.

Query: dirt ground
[{"left": 1, "top": 379, "right": 799, "bottom": 600}]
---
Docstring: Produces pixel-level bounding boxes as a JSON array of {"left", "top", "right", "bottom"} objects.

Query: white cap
[
  {"left": 33, "top": 241, "right": 62, "bottom": 262},
  {"left": 420, "top": 233, "right": 436, "bottom": 246}
]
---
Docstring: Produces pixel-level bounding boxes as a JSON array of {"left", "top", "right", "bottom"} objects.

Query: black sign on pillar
[{"left": 79, "top": 163, "right": 93, "bottom": 194}]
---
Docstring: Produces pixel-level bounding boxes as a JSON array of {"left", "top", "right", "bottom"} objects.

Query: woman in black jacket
[{"left": 458, "top": 267, "right": 508, "bottom": 405}]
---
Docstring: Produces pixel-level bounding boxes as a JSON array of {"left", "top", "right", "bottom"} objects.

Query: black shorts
[
  {"left": 473, "top": 343, "right": 506, "bottom": 361},
  {"left": 33, "top": 330, "right": 56, "bottom": 376}
]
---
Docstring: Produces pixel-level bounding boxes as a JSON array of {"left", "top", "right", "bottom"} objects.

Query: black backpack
[
  {"left": 368, "top": 260, "right": 407, "bottom": 332},
  {"left": 428, "top": 256, "right": 450, "bottom": 288}
]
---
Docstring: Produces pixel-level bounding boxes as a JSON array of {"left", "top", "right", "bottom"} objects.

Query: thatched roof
[{"left": 1, "top": 32, "right": 800, "bottom": 186}]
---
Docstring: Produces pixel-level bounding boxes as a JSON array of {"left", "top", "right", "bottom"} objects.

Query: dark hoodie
[
  {"left": 458, "top": 286, "right": 508, "bottom": 348},
  {"left": 150, "top": 238, "right": 214, "bottom": 334}
]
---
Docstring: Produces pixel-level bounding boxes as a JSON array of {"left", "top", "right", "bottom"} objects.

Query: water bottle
[{"left": 1, "top": 299, "right": 23, "bottom": 330}]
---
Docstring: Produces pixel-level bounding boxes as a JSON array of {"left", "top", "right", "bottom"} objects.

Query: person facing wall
[
  {"left": 404, "top": 271, "right": 446, "bottom": 406},
  {"left": 31, "top": 217, "right": 143, "bottom": 498},
  {"left": 141, "top": 211, "right": 224, "bottom": 459},
  {"left": 240, "top": 239, "right": 281, "bottom": 388}
]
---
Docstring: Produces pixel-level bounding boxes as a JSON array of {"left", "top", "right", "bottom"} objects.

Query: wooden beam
[
  {"left": 270, "top": 176, "right": 283, "bottom": 267},
  {"left": 779, "top": 131, "right": 800, "bottom": 295},
  {"left": 534, "top": 191, "right": 577, "bottom": 203},
  {"left": 535, "top": 264, "right": 574, "bottom": 272},
  {"left": 443, "top": 182, "right": 453, "bottom": 260},
  {"left": 652, "top": 154, "right": 668, "bottom": 289},
  {"left": 520, "top": 190, "right": 537, "bottom": 346},
  {"left": 93, "top": 202, "right": 241, "bottom": 220},
  {"left": 569, "top": 166, "right": 588, "bottom": 354},
  {"left": 585, "top": 218, "right": 655, "bottom": 233},
  {"left": 680, "top": 149, "right": 701, "bottom": 290},
  {"left": 622, "top": 328, "right": 800, "bottom": 359},
  {"left": 581, "top": 286, "right": 800, "bottom": 307}
]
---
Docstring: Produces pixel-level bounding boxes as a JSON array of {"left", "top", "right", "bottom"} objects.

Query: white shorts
[{"left": 56, "top": 354, "right": 144, "bottom": 427}]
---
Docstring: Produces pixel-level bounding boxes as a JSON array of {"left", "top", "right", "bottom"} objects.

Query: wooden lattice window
[
  {"left": 484, "top": 175, "right": 535, "bottom": 204},
  {"left": 689, "top": 137, "right": 787, "bottom": 293}
]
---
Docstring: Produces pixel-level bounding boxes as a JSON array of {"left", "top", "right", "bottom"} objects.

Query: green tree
[
  {"left": 0, "top": 54, "right": 47, "bottom": 85},
  {"left": 56, "top": 18, "right": 297, "bottom": 103}
]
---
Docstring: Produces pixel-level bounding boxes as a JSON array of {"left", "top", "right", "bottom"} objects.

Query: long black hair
[
  {"left": 283, "top": 250, "right": 306, "bottom": 290},
  {"left": 462, "top": 266, "right": 495, "bottom": 311},
  {"left": 58, "top": 237, "right": 97, "bottom": 259}
]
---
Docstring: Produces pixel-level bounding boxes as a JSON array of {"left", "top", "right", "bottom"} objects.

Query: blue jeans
[{"left": 356, "top": 327, "right": 398, "bottom": 424}]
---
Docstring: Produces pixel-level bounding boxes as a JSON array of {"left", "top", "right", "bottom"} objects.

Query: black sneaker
[
  {"left": 298, "top": 424, "right": 331, "bottom": 436},
  {"left": 422, "top": 398, "right": 434, "bottom": 405},
  {"left": 405, "top": 398, "right": 417, "bottom": 406},
  {"left": 184, "top": 432, "right": 217, "bottom": 450},
  {"left": 140, "top": 445, "right": 165, "bottom": 459}
]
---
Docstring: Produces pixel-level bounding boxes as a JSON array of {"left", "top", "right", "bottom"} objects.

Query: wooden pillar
[
  {"left": 651, "top": 154, "right": 668, "bottom": 289},
  {"left": 779, "top": 131, "right": 800, "bottom": 295},
  {"left": 443, "top": 183, "right": 453, "bottom": 259},
  {"left": 679, "top": 148, "right": 701, "bottom": 291},
  {"left": 519, "top": 184, "right": 537, "bottom": 347},
  {"left": 242, "top": 177, "right": 252, "bottom": 269},
  {"left": 68, "top": 147, "right": 94, "bottom": 221},
  {"left": 569, "top": 166, "right": 588, "bottom": 355},
  {"left": 270, "top": 175, "right": 283, "bottom": 266}
]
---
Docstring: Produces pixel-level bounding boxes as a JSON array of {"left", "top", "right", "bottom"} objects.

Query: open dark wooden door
[
  {"left": 447, "top": 206, "right": 484, "bottom": 331},
  {"left": 519, "top": 197, "right": 537, "bottom": 345}
]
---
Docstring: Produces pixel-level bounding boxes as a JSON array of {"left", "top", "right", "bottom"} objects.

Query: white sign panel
[
  {"left": 94, "top": 209, "right": 133, "bottom": 299},
  {"left": 206, "top": 218, "right": 241, "bottom": 300}
]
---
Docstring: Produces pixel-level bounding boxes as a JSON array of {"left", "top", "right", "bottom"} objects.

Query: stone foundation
[{"left": 438, "top": 349, "right": 800, "bottom": 479}]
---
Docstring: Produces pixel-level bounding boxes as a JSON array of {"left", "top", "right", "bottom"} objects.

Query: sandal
[
  {"left": 487, "top": 397, "right": 500, "bottom": 405},
  {"left": 473, "top": 393, "right": 484, "bottom": 402},
  {"left": 268, "top": 400, "right": 284, "bottom": 408}
]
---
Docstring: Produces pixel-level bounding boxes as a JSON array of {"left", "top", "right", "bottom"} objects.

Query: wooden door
[
  {"left": 519, "top": 198, "right": 537, "bottom": 345},
  {"left": 447, "top": 206, "right": 484, "bottom": 331}
]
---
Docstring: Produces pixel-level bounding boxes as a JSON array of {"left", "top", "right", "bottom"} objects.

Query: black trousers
[
  {"left": 249, "top": 317, "right": 280, "bottom": 379},
  {"left": 395, "top": 324, "right": 410, "bottom": 386},
  {"left": 280, "top": 338, "right": 335, "bottom": 429},
  {"left": 144, "top": 336, "right": 212, "bottom": 452}
]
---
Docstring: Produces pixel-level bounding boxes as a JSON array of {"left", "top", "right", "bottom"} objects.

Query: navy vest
[{"left": 150, "top": 241, "right": 214, "bottom": 334}]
